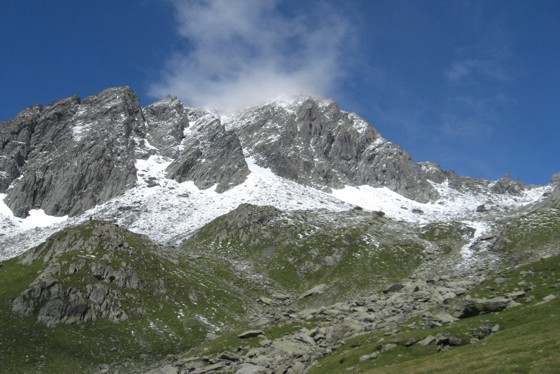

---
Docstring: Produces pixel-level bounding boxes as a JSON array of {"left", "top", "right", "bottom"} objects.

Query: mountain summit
[
  {"left": 1, "top": 87, "right": 559, "bottom": 373},
  {"left": 0, "top": 87, "right": 532, "bottom": 216},
  {"left": 0, "top": 86, "right": 552, "bottom": 260}
]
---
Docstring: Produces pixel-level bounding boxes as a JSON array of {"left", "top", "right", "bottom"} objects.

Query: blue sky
[{"left": 1, "top": 0, "right": 558, "bottom": 185}]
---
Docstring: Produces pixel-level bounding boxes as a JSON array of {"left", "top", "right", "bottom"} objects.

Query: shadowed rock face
[
  {"left": 2, "top": 87, "right": 534, "bottom": 220},
  {"left": 2, "top": 87, "right": 142, "bottom": 217},
  {"left": 0, "top": 105, "right": 43, "bottom": 192},
  {"left": 166, "top": 108, "right": 250, "bottom": 193},
  {"left": 228, "top": 98, "right": 439, "bottom": 202},
  {"left": 11, "top": 221, "right": 150, "bottom": 327},
  {"left": 143, "top": 95, "right": 189, "bottom": 159}
]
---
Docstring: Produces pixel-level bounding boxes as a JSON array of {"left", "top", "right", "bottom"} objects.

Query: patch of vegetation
[
  {"left": 183, "top": 206, "right": 426, "bottom": 301},
  {"left": 0, "top": 220, "right": 258, "bottom": 373},
  {"left": 501, "top": 207, "right": 560, "bottom": 261},
  {"left": 310, "top": 255, "right": 560, "bottom": 373},
  {"left": 419, "top": 222, "right": 474, "bottom": 254}
]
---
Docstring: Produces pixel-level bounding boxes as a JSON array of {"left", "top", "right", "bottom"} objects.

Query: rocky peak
[
  {"left": 143, "top": 95, "right": 188, "bottom": 158},
  {"left": 165, "top": 106, "right": 250, "bottom": 193},
  {"left": 225, "top": 96, "right": 439, "bottom": 202},
  {"left": 491, "top": 173, "right": 525, "bottom": 195},
  {"left": 2, "top": 87, "right": 141, "bottom": 217}
]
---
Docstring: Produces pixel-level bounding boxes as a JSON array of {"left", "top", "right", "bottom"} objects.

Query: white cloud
[
  {"left": 149, "top": 0, "right": 350, "bottom": 112},
  {"left": 446, "top": 58, "right": 510, "bottom": 83}
]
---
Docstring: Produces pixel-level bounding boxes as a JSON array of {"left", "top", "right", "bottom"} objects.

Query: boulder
[
  {"left": 382, "top": 283, "right": 404, "bottom": 294},
  {"left": 359, "top": 352, "right": 380, "bottom": 361},
  {"left": 451, "top": 297, "right": 511, "bottom": 318},
  {"left": 238, "top": 330, "right": 265, "bottom": 339},
  {"left": 418, "top": 335, "right": 436, "bottom": 346},
  {"left": 299, "top": 284, "right": 327, "bottom": 299}
]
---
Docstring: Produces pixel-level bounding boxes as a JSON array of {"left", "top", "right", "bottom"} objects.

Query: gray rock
[
  {"left": 235, "top": 363, "right": 269, "bottom": 374},
  {"left": 300, "top": 283, "right": 327, "bottom": 298},
  {"left": 433, "top": 312, "right": 458, "bottom": 324},
  {"left": 0, "top": 105, "right": 42, "bottom": 192},
  {"left": 418, "top": 335, "right": 436, "bottom": 346},
  {"left": 382, "top": 343, "right": 398, "bottom": 351},
  {"left": 383, "top": 283, "right": 404, "bottom": 294},
  {"left": 166, "top": 108, "right": 249, "bottom": 193},
  {"left": 218, "top": 352, "right": 242, "bottom": 361},
  {"left": 506, "top": 290, "right": 526, "bottom": 300},
  {"left": 3, "top": 87, "right": 141, "bottom": 217},
  {"left": 286, "top": 361, "right": 306, "bottom": 374},
  {"left": 436, "top": 335, "right": 464, "bottom": 347},
  {"left": 228, "top": 97, "right": 439, "bottom": 202},
  {"left": 145, "top": 365, "right": 178, "bottom": 374},
  {"left": 536, "top": 294, "right": 557, "bottom": 305},
  {"left": 143, "top": 96, "right": 188, "bottom": 158},
  {"left": 205, "top": 333, "right": 219, "bottom": 341},
  {"left": 491, "top": 174, "right": 525, "bottom": 195},
  {"left": 272, "top": 293, "right": 291, "bottom": 301},
  {"left": 37, "top": 298, "right": 65, "bottom": 327},
  {"left": 359, "top": 352, "right": 380, "bottom": 361},
  {"left": 192, "top": 361, "right": 227, "bottom": 374},
  {"left": 451, "top": 297, "right": 511, "bottom": 318},
  {"left": 238, "top": 330, "right": 265, "bottom": 339}
]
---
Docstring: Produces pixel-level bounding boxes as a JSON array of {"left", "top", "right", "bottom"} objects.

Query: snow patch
[{"left": 0, "top": 194, "right": 68, "bottom": 229}]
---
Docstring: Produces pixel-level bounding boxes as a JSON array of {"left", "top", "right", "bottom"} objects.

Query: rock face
[
  {"left": 10, "top": 221, "right": 156, "bottom": 327},
  {"left": 1, "top": 87, "right": 541, "bottom": 219},
  {"left": 2, "top": 87, "right": 142, "bottom": 217},
  {"left": 143, "top": 95, "right": 188, "bottom": 158},
  {"left": 166, "top": 108, "right": 250, "bottom": 193},
  {"left": 0, "top": 105, "right": 42, "bottom": 192},
  {"left": 226, "top": 97, "right": 439, "bottom": 202}
]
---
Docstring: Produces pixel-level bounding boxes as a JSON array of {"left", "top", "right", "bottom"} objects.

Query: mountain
[
  {"left": 0, "top": 87, "right": 548, "bottom": 259},
  {"left": 0, "top": 87, "right": 559, "bottom": 373}
]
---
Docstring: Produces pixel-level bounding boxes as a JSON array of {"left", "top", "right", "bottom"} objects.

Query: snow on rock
[
  {"left": 459, "top": 220, "right": 491, "bottom": 260},
  {"left": 94, "top": 155, "right": 351, "bottom": 247},
  {"left": 0, "top": 194, "right": 69, "bottom": 260},
  {"left": 331, "top": 180, "right": 550, "bottom": 225},
  {"left": 0, "top": 154, "right": 551, "bottom": 262}
]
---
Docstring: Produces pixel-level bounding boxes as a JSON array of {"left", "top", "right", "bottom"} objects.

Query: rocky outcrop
[
  {"left": 226, "top": 97, "right": 439, "bottom": 202},
  {"left": 0, "top": 105, "right": 42, "bottom": 191},
  {"left": 12, "top": 271, "right": 131, "bottom": 327},
  {"left": 11, "top": 221, "right": 153, "bottom": 327},
  {"left": 143, "top": 95, "right": 189, "bottom": 158},
  {"left": 166, "top": 108, "right": 249, "bottom": 192},
  {"left": 491, "top": 174, "right": 525, "bottom": 195},
  {"left": 2, "top": 87, "right": 142, "bottom": 217}
]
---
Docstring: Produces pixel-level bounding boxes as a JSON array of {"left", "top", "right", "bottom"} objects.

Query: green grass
[
  {"left": 310, "top": 255, "right": 560, "bottom": 374},
  {"left": 183, "top": 206, "right": 427, "bottom": 302},
  {"left": 501, "top": 207, "right": 560, "bottom": 262},
  {"left": 0, "top": 220, "right": 258, "bottom": 373}
]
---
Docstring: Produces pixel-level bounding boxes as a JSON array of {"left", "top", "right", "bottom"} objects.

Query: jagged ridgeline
[
  {"left": 1, "top": 86, "right": 559, "bottom": 373},
  {"left": 0, "top": 86, "right": 455, "bottom": 221}
]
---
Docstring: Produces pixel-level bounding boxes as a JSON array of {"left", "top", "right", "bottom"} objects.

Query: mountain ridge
[
  {"left": 0, "top": 86, "right": 553, "bottom": 261},
  {"left": 1, "top": 86, "right": 559, "bottom": 373}
]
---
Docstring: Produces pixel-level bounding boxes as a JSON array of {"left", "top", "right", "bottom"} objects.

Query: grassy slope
[
  {"left": 181, "top": 206, "right": 431, "bottom": 302},
  {"left": 0, "top": 221, "right": 259, "bottom": 373},
  {"left": 311, "top": 254, "right": 560, "bottom": 374},
  {"left": 311, "top": 200, "right": 560, "bottom": 374}
]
